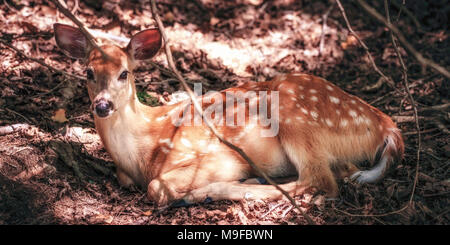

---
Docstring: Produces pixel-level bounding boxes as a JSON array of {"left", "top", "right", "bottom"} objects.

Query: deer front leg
[
  {"left": 181, "top": 165, "right": 338, "bottom": 203},
  {"left": 147, "top": 166, "right": 221, "bottom": 206},
  {"left": 181, "top": 181, "right": 309, "bottom": 204}
]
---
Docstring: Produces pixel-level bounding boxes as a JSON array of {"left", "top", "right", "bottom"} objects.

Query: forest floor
[{"left": 0, "top": 0, "right": 448, "bottom": 225}]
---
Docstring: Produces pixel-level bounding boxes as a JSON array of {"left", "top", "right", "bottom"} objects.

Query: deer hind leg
[
  {"left": 282, "top": 143, "right": 339, "bottom": 198},
  {"left": 297, "top": 159, "right": 339, "bottom": 197},
  {"left": 332, "top": 162, "right": 360, "bottom": 180}
]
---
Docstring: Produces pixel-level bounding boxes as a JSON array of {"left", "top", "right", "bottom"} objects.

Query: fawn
[{"left": 54, "top": 23, "right": 404, "bottom": 206}]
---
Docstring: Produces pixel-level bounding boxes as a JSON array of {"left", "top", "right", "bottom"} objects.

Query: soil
[{"left": 0, "top": 0, "right": 448, "bottom": 225}]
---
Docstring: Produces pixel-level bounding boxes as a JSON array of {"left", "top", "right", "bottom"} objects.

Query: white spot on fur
[
  {"left": 329, "top": 96, "right": 340, "bottom": 104},
  {"left": 326, "top": 85, "right": 334, "bottom": 91},
  {"left": 325, "top": 118, "right": 333, "bottom": 127},
  {"left": 350, "top": 100, "right": 356, "bottom": 104},
  {"left": 298, "top": 85, "right": 304, "bottom": 90},
  {"left": 349, "top": 110, "right": 358, "bottom": 118},
  {"left": 295, "top": 116, "right": 304, "bottom": 122},
  {"left": 287, "top": 89, "right": 295, "bottom": 94},
  {"left": 301, "top": 108, "right": 308, "bottom": 115},
  {"left": 310, "top": 96, "right": 318, "bottom": 102},
  {"left": 354, "top": 116, "right": 365, "bottom": 125},
  {"left": 336, "top": 110, "right": 341, "bottom": 115},
  {"left": 340, "top": 119, "right": 349, "bottom": 127},
  {"left": 285, "top": 118, "right": 292, "bottom": 124},
  {"left": 291, "top": 97, "right": 297, "bottom": 101},
  {"left": 309, "top": 89, "right": 317, "bottom": 94},
  {"left": 310, "top": 111, "right": 319, "bottom": 120}
]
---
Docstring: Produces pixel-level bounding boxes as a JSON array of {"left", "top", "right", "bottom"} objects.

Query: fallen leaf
[
  {"left": 341, "top": 35, "right": 358, "bottom": 50},
  {"left": 210, "top": 17, "right": 220, "bottom": 26},
  {"left": 51, "top": 109, "right": 68, "bottom": 123}
]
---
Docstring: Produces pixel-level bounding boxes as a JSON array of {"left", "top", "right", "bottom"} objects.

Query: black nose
[{"left": 94, "top": 101, "right": 113, "bottom": 117}]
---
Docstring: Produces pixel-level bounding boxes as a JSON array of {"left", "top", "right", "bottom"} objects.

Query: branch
[
  {"left": 335, "top": 0, "right": 399, "bottom": 92},
  {"left": 49, "top": 0, "right": 109, "bottom": 60},
  {"left": 0, "top": 38, "right": 84, "bottom": 80},
  {"left": 149, "top": 0, "right": 315, "bottom": 225},
  {"left": 319, "top": 1, "right": 335, "bottom": 56},
  {"left": 356, "top": 0, "right": 450, "bottom": 79},
  {"left": 384, "top": 0, "right": 421, "bottom": 205}
]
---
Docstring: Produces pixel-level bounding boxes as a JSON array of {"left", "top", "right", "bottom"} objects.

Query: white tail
[{"left": 54, "top": 23, "right": 404, "bottom": 206}]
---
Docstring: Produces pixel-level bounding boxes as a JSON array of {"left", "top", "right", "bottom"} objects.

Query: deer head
[{"left": 53, "top": 23, "right": 162, "bottom": 118}]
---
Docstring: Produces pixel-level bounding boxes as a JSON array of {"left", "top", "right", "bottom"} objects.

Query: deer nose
[{"left": 94, "top": 100, "right": 113, "bottom": 118}]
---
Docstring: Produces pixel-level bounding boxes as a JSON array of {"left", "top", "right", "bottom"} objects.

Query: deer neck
[{"left": 93, "top": 81, "right": 163, "bottom": 186}]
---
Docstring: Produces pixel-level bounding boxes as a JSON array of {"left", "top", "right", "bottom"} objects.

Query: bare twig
[
  {"left": 4, "top": 108, "right": 32, "bottom": 124},
  {"left": 391, "top": 0, "right": 422, "bottom": 31},
  {"left": 149, "top": 0, "right": 315, "bottom": 225},
  {"left": 384, "top": 0, "right": 421, "bottom": 206},
  {"left": 0, "top": 123, "right": 30, "bottom": 136},
  {"left": 391, "top": 115, "right": 424, "bottom": 123},
  {"left": 0, "top": 38, "right": 84, "bottom": 80},
  {"left": 417, "top": 103, "right": 450, "bottom": 112},
  {"left": 335, "top": 205, "right": 409, "bottom": 217},
  {"left": 433, "top": 120, "right": 450, "bottom": 134},
  {"left": 335, "top": 0, "right": 398, "bottom": 91},
  {"left": 356, "top": 0, "right": 450, "bottom": 79},
  {"left": 332, "top": 0, "right": 424, "bottom": 219},
  {"left": 49, "top": 0, "right": 109, "bottom": 60},
  {"left": 319, "top": 2, "right": 335, "bottom": 56}
]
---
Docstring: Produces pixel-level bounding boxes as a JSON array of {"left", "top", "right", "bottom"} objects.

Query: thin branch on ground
[
  {"left": 384, "top": 0, "right": 421, "bottom": 206},
  {"left": 391, "top": 0, "right": 422, "bottom": 31},
  {"left": 433, "top": 120, "right": 450, "bottom": 135},
  {"left": 356, "top": 0, "right": 450, "bottom": 79},
  {"left": 0, "top": 123, "right": 30, "bottom": 136},
  {"left": 3, "top": 108, "right": 33, "bottom": 124},
  {"left": 417, "top": 103, "right": 450, "bottom": 112},
  {"left": 49, "top": 0, "right": 110, "bottom": 60},
  {"left": 0, "top": 38, "right": 84, "bottom": 81},
  {"left": 149, "top": 0, "right": 315, "bottom": 225},
  {"left": 331, "top": 0, "right": 426, "bottom": 219},
  {"left": 319, "top": 1, "right": 335, "bottom": 56},
  {"left": 335, "top": 0, "right": 399, "bottom": 92}
]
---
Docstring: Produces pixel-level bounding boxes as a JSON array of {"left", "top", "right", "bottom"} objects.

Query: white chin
[{"left": 93, "top": 110, "right": 114, "bottom": 119}]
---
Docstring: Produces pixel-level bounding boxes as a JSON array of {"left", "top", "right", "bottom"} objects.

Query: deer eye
[
  {"left": 118, "top": 71, "right": 128, "bottom": 81},
  {"left": 86, "top": 69, "right": 94, "bottom": 80}
]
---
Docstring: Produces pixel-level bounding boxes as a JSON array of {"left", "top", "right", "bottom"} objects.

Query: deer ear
[
  {"left": 53, "top": 23, "right": 90, "bottom": 59},
  {"left": 127, "top": 28, "right": 162, "bottom": 61}
]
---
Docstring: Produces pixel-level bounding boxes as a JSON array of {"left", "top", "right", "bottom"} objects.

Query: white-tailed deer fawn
[{"left": 54, "top": 23, "right": 404, "bottom": 206}]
